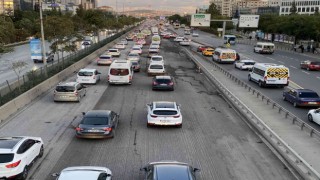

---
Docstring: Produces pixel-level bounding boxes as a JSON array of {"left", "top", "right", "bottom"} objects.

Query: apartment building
[
  {"left": 212, "top": 0, "right": 233, "bottom": 17},
  {"left": 196, "top": 5, "right": 209, "bottom": 13},
  {"left": 0, "top": 0, "right": 14, "bottom": 15},
  {"left": 280, "top": 0, "right": 320, "bottom": 15}
]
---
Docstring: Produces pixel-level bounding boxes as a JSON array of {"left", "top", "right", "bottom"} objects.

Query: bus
[{"left": 223, "top": 35, "right": 236, "bottom": 45}]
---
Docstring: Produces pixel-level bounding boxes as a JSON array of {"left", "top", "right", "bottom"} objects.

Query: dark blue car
[{"left": 282, "top": 88, "right": 320, "bottom": 107}]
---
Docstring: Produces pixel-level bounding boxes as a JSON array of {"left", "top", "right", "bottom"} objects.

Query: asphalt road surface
[{"left": 0, "top": 34, "right": 294, "bottom": 179}]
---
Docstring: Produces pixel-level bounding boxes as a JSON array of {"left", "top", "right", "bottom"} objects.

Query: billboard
[
  {"left": 191, "top": 14, "right": 211, "bottom": 27},
  {"left": 238, "top": 15, "right": 259, "bottom": 28},
  {"left": 30, "top": 39, "right": 42, "bottom": 60}
]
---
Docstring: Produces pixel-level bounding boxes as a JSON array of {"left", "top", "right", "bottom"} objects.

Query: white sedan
[
  {"left": 174, "top": 36, "right": 184, "bottom": 42},
  {"left": 308, "top": 108, "right": 320, "bottom": 125},
  {"left": 52, "top": 166, "right": 112, "bottom": 180},
  {"left": 179, "top": 38, "right": 190, "bottom": 46},
  {"left": 234, "top": 59, "right": 256, "bottom": 70},
  {"left": 146, "top": 101, "right": 182, "bottom": 128},
  {"left": 114, "top": 43, "right": 126, "bottom": 50},
  {"left": 130, "top": 46, "right": 142, "bottom": 54}
]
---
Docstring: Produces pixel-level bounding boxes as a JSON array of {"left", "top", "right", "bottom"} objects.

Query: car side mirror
[
  {"left": 140, "top": 167, "right": 148, "bottom": 171},
  {"left": 51, "top": 173, "right": 60, "bottom": 177},
  {"left": 97, "top": 72, "right": 101, "bottom": 74},
  {"left": 82, "top": 112, "right": 86, "bottom": 115},
  {"left": 193, "top": 168, "right": 200, "bottom": 172},
  {"left": 117, "top": 113, "right": 120, "bottom": 118}
]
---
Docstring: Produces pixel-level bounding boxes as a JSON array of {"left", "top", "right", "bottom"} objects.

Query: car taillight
[
  {"left": 169, "top": 82, "right": 174, "bottom": 85},
  {"left": 153, "top": 81, "right": 158, "bottom": 85},
  {"left": 103, "top": 127, "right": 112, "bottom": 131},
  {"left": 264, "top": 76, "right": 267, "bottom": 81},
  {"left": 74, "top": 91, "right": 78, "bottom": 96},
  {"left": 93, "top": 75, "right": 96, "bottom": 79},
  {"left": 97, "top": 58, "right": 100, "bottom": 61},
  {"left": 173, "top": 114, "right": 180, "bottom": 118},
  {"left": 151, "top": 114, "right": 157, "bottom": 118},
  {"left": 75, "top": 127, "right": 83, "bottom": 131},
  {"left": 107, "top": 75, "right": 110, "bottom": 81},
  {"left": 6, "top": 160, "right": 21, "bottom": 168}
]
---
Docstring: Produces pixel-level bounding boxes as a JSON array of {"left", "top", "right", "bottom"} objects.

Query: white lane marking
[
  {"left": 278, "top": 61, "right": 285, "bottom": 64},
  {"left": 302, "top": 71, "right": 310, "bottom": 75},
  {"left": 290, "top": 65, "right": 297, "bottom": 69},
  {"left": 266, "top": 57, "right": 275, "bottom": 61},
  {"left": 289, "top": 80, "right": 303, "bottom": 89}
]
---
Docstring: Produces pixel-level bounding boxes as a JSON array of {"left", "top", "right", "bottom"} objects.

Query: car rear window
[
  {"left": 78, "top": 71, "right": 93, "bottom": 76},
  {"left": 153, "top": 110, "right": 178, "bottom": 115},
  {"left": 156, "top": 79, "right": 171, "bottom": 83},
  {"left": 150, "top": 65, "right": 164, "bottom": 69},
  {"left": 132, "top": 62, "right": 139, "bottom": 65},
  {"left": 129, "top": 54, "right": 138, "bottom": 57},
  {"left": 244, "top": 62, "right": 255, "bottom": 65},
  {"left": 82, "top": 117, "right": 108, "bottom": 125},
  {"left": 299, "top": 92, "right": 319, "bottom": 98},
  {"left": 0, "top": 154, "right": 14, "bottom": 163},
  {"left": 151, "top": 57, "right": 163, "bottom": 61},
  {"left": 110, "top": 68, "right": 129, "bottom": 76},
  {"left": 55, "top": 85, "right": 75, "bottom": 92},
  {"left": 310, "top": 62, "right": 320, "bottom": 65},
  {"left": 133, "top": 48, "right": 140, "bottom": 50},
  {"left": 109, "top": 50, "right": 117, "bottom": 52},
  {"left": 100, "top": 56, "right": 111, "bottom": 60}
]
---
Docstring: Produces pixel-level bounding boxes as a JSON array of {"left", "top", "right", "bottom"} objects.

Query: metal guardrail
[{"left": 183, "top": 48, "right": 320, "bottom": 180}]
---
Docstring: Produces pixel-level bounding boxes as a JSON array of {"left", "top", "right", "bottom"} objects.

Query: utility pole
[{"left": 39, "top": 0, "right": 47, "bottom": 76}]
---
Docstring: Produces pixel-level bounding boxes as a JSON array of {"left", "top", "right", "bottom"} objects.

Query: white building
[
  {"left": 197, "top": 5, "right": 209, "bottom": 13},
  {"left": 280, "top": 0, "right": 320, "bottom": 15}
]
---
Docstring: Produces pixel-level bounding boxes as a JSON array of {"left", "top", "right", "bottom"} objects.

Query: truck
[{"left": 30, "top": 39, "right": 54, "bottom": 63}]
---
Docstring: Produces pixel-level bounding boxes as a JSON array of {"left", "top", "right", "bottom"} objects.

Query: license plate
[
  {"left": 160, "top": 120, "right": 169, "bottom": 123},
  {"left": 88, "top": 129, "right": 101, "bottom": 132},
  {"left": 308, "top": 102, "right": 317, "bottom": 104},
  {"left": 160, "top": 84, "right": 167, "bottom": 86}
]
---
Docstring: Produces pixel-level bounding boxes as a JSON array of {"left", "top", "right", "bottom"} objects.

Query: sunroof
[
  {"left": 0, "top": 137, "right": 23, "bottom": 149},
  {"left": 155, "top": 102, "right": 175, "bottom": 108}
]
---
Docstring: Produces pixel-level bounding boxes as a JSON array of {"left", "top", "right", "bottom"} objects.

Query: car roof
[
  {"left": 79, "top": 69, "right": 96, "bottom": 72},
  {"left": 294, "top": 89, "right": 317, "bottom": 93},
  {"left": 59, "top": 166, "right": 111, "bottom": 180},
  {"left": 0, "top": 137, "right": 24, "bottom": 150},
  {"left": 155, "top": 76, "right": 171, "bottom": 80},
  {"left": 151, "top": 55, "right": 163, "bottom": 58},
  {"left": 85, "top": 110, "right": 111, "bottom": 117},
  {"left": 58, "top": 82, "right": 78, "bottom": 86},
  {"left": 239, "top": 60, "right": 255, "bottom": 62},
  {"left": 153, "top": 101, "right": 176, "bottom": 109}
]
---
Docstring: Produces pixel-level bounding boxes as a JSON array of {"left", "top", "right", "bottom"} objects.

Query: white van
[
  {"left": 223, "top": 35, "right": 236, "bottom": 45},
  {"left": 248, "top": 63, "right": 289, "bottom": 88},
  {"left": 254, "top": 42, "right": 275, "bottom": 54},
  {"left": 108, "top": 60, "right": 133, "bottom": 85},
  {"left": 212, "top": 48, "right": 237, "bottom": 63}
]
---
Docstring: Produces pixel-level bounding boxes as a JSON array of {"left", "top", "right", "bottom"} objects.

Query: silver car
[
  {"left": 127, "top": 53, "right": 140, "bottom": 62},
  {"left": 53, "top": 82, "right": 86, "bottom": 102}
]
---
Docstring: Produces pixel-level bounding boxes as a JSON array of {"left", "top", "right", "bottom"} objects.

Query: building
[
  {"left": 196, "top": 5, "right": 209, "bottom": 13},
  {"left": 268, "top": 0, "right": 281, "bottom": 7},
  {"left": 0, "top": 0, "right": 14, "bottom": 15},
  {"left": 81, "top": 0, "right": 95, "bottom": 9},
  {"left": 280, "top": 0, "right": 320, "bottom": 15},
  {"left": 236, "top": 0, "right": 268, "bottom": 8},
  {"left": 257, "top": 6, "right": 280, "bottom": 14},
  {"left": 97, "top": 5, "right": 113, "bottom": 12},
  {"left": 212, "top": 0, "right": 234, "bottom": 17}
]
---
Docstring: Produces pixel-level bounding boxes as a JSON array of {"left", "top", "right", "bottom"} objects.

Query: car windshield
[
  {"left": 82, "top": 117, "right": 108, "bottom": 125},
  {"left": 109, "top": 50, "right": 117, "bottom": 52},
  {"left": 150, "top": 65, "right": 164, "bottom": 69},
  {"left": 55, "top": 86, "right": 75, "bottom": 92},
  {"left": 299, "top": 92, "right": 319, "bottom": 98},
  {"left": 244, "top": 62, "right": 255, "bottom": 65},
  {"left": 153, "top": 110, "right": 178, "bottom": 115},
  {"left": 129, "top": 54, "right": 138, "bottom": 57},
  {"left": 0, "top": 154, "right": 14, "bottom": 163},
  {"left": 152, "top": 57, "right": 163, "bottom": 61},
  {"left": 110, "top": 68, "right": 129, "bottom": 76},
  {"left": 78, "top": 71, "right": 93, "bottom": 76},
  {"left": 132, "top": 62, "right": 139, "bottom": 65},
  {"left": 133, "top": 48, "right": 140, "bottom": 50}
]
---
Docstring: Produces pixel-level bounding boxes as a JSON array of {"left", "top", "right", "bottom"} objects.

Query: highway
[
  {"left": 0, "top": 32, "right": 294, "bottom": 179},
  {"left": 171, "top": 28, "right": 320, "bottom": 131}
]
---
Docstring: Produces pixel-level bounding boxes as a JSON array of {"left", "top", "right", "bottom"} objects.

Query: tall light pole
[{"left": 39, "top": 0, "right": 47, "bottom": 74}]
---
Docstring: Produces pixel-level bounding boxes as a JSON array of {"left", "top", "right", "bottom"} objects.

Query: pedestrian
[
  {"left": 292, "top": 44, "right": 296, "bottom": 51},
  {"left": 312, "top": 46, "right": 316, "bottom": 54},
  {"left": 307, "top": 45, "right": 310, "bottom": 52},
  {"left": 301, "top": 45, "right": 304, "bottom": 53},
  {"left": 249, "top": 36, "right": 252, "bottom": 40}
]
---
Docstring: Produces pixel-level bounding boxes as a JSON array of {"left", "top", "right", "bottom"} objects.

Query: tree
[
  {"left": 11, "top": 61, "right": 28, "bottom": 92},
  {"left": 314, "top": 7, "right": 320, "bottom": 15},
  {"left": 290, "top": 0, "right": 297, "bottom": 15},
  {"left": 206, "top": 2, "right": 220, "bottom": 16}
]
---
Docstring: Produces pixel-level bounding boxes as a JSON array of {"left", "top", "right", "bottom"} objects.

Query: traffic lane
[
  {"left": 46, "top": 39, "right": 294, "bottom": 180},
  {"left": 193, "top": 49, "right": 320, "bottom": 131}
]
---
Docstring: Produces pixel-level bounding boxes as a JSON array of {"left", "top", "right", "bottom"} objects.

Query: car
[
  {"left": 0, "top": 136, "right": 44, "bottom": 180},
  {"left": 179, "top": 38, "right": 190, "bottom": 46},
  {"left": 33, "top": 51, "right": 54, "bottom": 63},
  {"left": 136, "top": 39, "right": 146, "bottom": 45},
  {"left": 77, "top": 69, "right": 101, "bottom": 84},
  {"left": 160, "top": 31, "right": 168, "bottom": 36},
  {"left": 97, "top": 54, "right": 113, "bottom": 65},
  {"left": 152, "top": 76, "right": 174, "bottom": 91},
  {"left": 114, "top": 43, "right": 126, "bottom": 50},
  {"left": 131, "top": 60, "right": 141, "bottom": 72},
  {"left": 52, "top": 166, "right": 112, "bottom": 180},
  {"left": 82, "top": 40, "right": 92, "bottom": 46},
  {"left": 173, "top": 36, "right": 184, "bottom": 42},
  {"left": 197, "top": 45, "right": 213, "bottom": 52},
  {"left": 163, "top": 34, "right": 171, "bottom": 39},
  {"left": 170, "top": 33, "right": 177, "bottom": 38},
  {"left": 282, "top": 88, "right": 320, "bottom": 107},
  {"left": 150, "top": 43, "right": 160, "bottom": 49},
  {"left": 202, "top": 48, "right": 214, "bottom": 56},
  {"left": 192, "top": 32, "right": 199, "bottom": 37},
  {"left": 126, "top": 35, "right": 134, "bottom": 41},
  {"left": 146, "top": 101, "right": 182, "bottom": 127},
  {"left": 107, "top": 49, "right": 121, "bottom": 57},
  {"left": 53, "top": 82, "right": 86, "bottom": 102},
  {"left": 234, "top": 60, "right": 256, "bottom": 70},
  {"left": 149, "top": 47, "right": 159, "bottom": 53},
  {"left": 141, "top": 161, "right": 199, "bottom": 180},
  {"left": 120, "top": 39, "right": 128, "bottom": 45},
  {"left": 148, "top": 63, "right": 165, "bottom": 76},
  {"left": 75, "top": 110, "right": 119, "bottom": 138},
  {"left": 130, "top": 46, "right": 142, "bottom": 54},
  {"left": 308, "top": 108, "right": 320, "bottom": 125},
  {"left": 150, "top": 55, "right": 164, "bottom": 64},
  {"left": 127, "top": 52, "right": 140, "bottom": 61},
  {"left": 300, "top": 60, "right": 320, "bottom": 71}
]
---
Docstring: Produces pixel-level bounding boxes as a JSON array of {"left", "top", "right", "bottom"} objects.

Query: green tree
[
  {"left": 290, "top": 0, "right": 297, "bottom": 15},
  {"left": 0, "top": 16, "right": 16, "bottom": 43},
  {"left": 206, "top": 2, "right": 220, "bottom": 16}
]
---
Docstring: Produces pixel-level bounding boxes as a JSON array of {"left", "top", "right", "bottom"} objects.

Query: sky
[{"left": 96, "top": 0, "right": 211, "bottom": 14}]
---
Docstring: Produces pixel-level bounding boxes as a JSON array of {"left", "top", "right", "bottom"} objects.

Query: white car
[
  {"left": 127, "top": 52, "right": 140, "bottom": 61},
  {"left": 192, "top": 32, "right": 199, "bottom": 37},
  {"left": 150, "top": 43, "right": 160, "bottom": 49},
  {"left": 130, "top": 46, "right": 142, "bottom": 54},
  {"left": 146, "top": 101, "right": 182, "bottom": 128},
  {"left": 234, "top": 60, "right": 256, "bottom": 70},
  {"left": 179, "top": 38, "right": 190, "bottom": 46},
  {"left": 120, "top": 39, "right": 128, "bottom": 45},
  {"left": 114, "top": 43, "right": 126, "bottom": 50},
  {"left": 0, "top": 136, "right": 44, "bottom": 180},
  {"left": 308, "top": 108, "right": 320, "bottom": 125},
  {"left": 107, "top": 48, "right": 121, "bottom": 57},
  {"left": 174, "top": 36, "right": 184, "bottom": 42},
  {"left": 52, "top": 166, "right": 112, "bottom": 180},
  {"left": 148, "top": 62, "right": 165, "bottom": 76},
  {"left": 97, "top": 54, "right": 113, "bottom": 65},
  {"left": 134, "top": 43, "right": 143, "bottom": 49},
  {"left": 149, "top": 47, "right": 159, "bottom": 53},
  {"left": 150, "top": 55, "right": 164, "bottom": 64},
  {"left": 77, "top": 68, "right": 101, "bottom": 84}
]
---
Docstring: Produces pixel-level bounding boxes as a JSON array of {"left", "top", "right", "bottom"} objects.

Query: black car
[
  {"left": 141, "top": 161, "right": 200, "bottom": 180},
  {"left": 152, "top": 76, "right": 174, "bottom": 91},
  {"left": 75, "top": 110, "right": 119, "bottom": 139}
]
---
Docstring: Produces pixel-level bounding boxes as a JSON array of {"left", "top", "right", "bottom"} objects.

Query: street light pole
[{"left": 39, "top": 0, "right": 47, "bottom": 74}]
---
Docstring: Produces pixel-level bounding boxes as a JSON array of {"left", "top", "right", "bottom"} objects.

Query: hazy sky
[{"left": 96, "top": 0, "right": 211, "bottom": 14}]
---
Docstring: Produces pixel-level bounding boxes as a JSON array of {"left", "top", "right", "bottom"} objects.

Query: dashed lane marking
[
  {"left": 278, "top": 61, "right": 285, "bottom": 64},
  {"left": 290, "top": 65, "right": 297, "bottom": 69},
  {"left": 302, "top": 71, "right": 310, "bottom": 75}
]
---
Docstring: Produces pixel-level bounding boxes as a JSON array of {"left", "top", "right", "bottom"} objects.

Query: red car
[
  {"left": 300, "top": 60, "right": 320, "bottom": 71},
  {"left": 197, "top": 45, "right": 213, "bottom": 52},
  {"left": 163, "top": 34, "right": 171, "bottom": 39},
  {"left": 170, "top": 33, "right": 177, "bottom": 38}
]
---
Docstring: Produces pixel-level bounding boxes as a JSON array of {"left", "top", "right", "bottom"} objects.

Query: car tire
[
  {"left": 177, "top": 124, "right": 182, "bottom": 128},
  {"left": 293, "top": 102, "right": 298, "bottom": 107},
  {"left": 147, "top": 124, "right": 151, "bottom": 128},
  {"left": 248, "top": 75, "right": 252, "bottom": 81},
  {"left": 307, "top": 67, "right": 310, "bottom": 71},
  {"left": 234, "top": 64, "right": 237, "bottom": 68},
  {"left": 282, "top": 96, "right": 286, "bottom": 101},
  {"left": 38, "top": 145, "right": 44, "bottom": 158},
  {"left": 77, "top": 96, "right": 81, "bottom": 102},
  {"left": 308, "top": 114, "right": 314, "bottom": 122},
  {"left": 258, "top": 81, "right": 263, "bottom": 87},
  {"left": 18, "top": 166, "right": 28, "bottom": 180}
]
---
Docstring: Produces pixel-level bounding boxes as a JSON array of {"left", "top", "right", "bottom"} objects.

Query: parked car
[
  {"left": 197, "top": 45, "right": 213, "bottom": 52},
  {"left": 308, "top": 108, "right": 320, "bottom": 125},
  {"left": 107, "top": 49, "right": 121, "bottom": 57},
  {"left": 282, "top": 88, "right": 320, "bottom": 107},
  {"left": 75, "top": 110, "right": 119, "bottom": 138},
  {"left": 0, "top": 136, "right": 44, "bottom": 180},
  {"left": 148, "top": 63, "right": 165, "bottom": 76},
  {"left": 300, "top": 60, "right": 320, "bottom": 71},
  {"left": 234, "top": 60, "right": 256, "bottom": 70},
  {"left": 141, "top": 161, "right": 199, "bottom": 180},
  {"left": 146, "top": 101, "right": 182, "bottom": 127},
  {"left": 97, "top": 54, "right": 113, "bottom": 65},
  {"left": 77, "top": 69, "right": 101, "bottom": 84},
  {"left": 152, "top": 76, "right": 174, "bottom": 91},
  {"left": 202, "top": 48, "right": 214, "bottom": 56},
  {"left": 53, "top": 82, "right": 86, "bottom": 102},
  {"left": 52, "top": 166, "right": 112, "bottom": 180},
  {"left": 131, "top": 60, "right": 141, "bottom": 72}
]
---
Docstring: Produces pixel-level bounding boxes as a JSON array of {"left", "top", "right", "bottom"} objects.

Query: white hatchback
[
  {"left": 107, "top": 49, "right": 121, "bottom": 57},
  {"left": 77, "top": 69, "right": 101, "bottom": 84},
  {"left": 53, "top": 166, "right": 112, "bottom": 180},
  {"left": 147, "top": 101, "right": 182, "bottom": 128},
  {"left": 150, "top": 55, "right": 164, "bottom": 64},
  {"left": 234, "top": 60, "right": 256, "bottom": 70},
  {"left": 130, "top": 46, "right": 142, "bottom": 54}
]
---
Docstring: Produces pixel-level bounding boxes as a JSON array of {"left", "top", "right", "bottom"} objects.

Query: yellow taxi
[{"left": 202, "top": 48, "right": 215, "bottom": 56}]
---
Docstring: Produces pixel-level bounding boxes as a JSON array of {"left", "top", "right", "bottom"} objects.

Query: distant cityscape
[{"left": 0, "top": 0, "right": 320, "bottom": 17}]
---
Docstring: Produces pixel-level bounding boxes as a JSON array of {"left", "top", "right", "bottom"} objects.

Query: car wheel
[
  {"left": 248, "top": 75, "right": 252, "bottom": 81},
  {"left": 177, "top": 124, "right": 182, "bottom": 128},
  {"left": 234, "top": 64, "right": 237, "bottom": 68},
  {"left": 282, "top": 96, "right": 286, "bottom": 101},
  {"left": 147, "top": 124, "right": 151, "bottom": 128},
  {"left": 77, "top": 96, "right": 81, "bottom": 102},
  {"left": 307, "top": 67, "right": 310, "bottom": 71},
  {"left": 111, "top": 129, "right": 116, "bottom": 138},
  {"left": 258, "top": 81, "right": 263, "bottom": 87},
  {"left": 38, "top": 145, "right": 44, "bottom": 158},
  {"left": 293, "top": 102, "right": 298, "bottom": 107},
  {"left": 308, "top": 114, "right": 314, "bottom": 122},
  {"left": 18, "top": 166, "right": 28, "bottom": 180}
]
